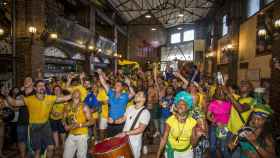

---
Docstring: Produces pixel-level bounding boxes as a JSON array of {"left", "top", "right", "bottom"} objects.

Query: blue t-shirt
[
  {"left": 160, "top": 97, "right": 173, "bottom": 119},
  {"left": 107, "top": 88, "right": 129, "bottom": 120},
  {"left": 84, "top": 91, "right": 100, "bottom": 110}
]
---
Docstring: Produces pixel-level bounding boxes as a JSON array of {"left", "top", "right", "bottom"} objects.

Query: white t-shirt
[{"left": 123, "top": 106, "right": 150, "bottom": 158}]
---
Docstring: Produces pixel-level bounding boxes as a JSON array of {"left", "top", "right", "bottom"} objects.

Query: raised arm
[
  {"left": 97, "top": 69, "right": 109, "bottom": 92},
  {"left": 56, "top": 95, "right": 72, "bottom": 103},
  {"left": 79, "top": 72, "right": 85, "bottom": 86},
  {"left": 36, "top": 68, "right": 43, "bottom": 81},
  {"left": 6, "top": 96, "right": 25, "bottom": 107},
  {"left": 222, "top": 86, "right": 250, "bottom": 113},
  {"left": 125, "top": 77, "right": 135, "bottom": 99},
  {"left": 153, "top": 63, "right": 160, "bottom": 91},
  {"left": 173, "top": 71, "right": 189, "bottom": 87},
  {"left": 66, "top": 73, "right": 73, "bottom": 89},
  {"left": 193, "top": 81, "right": 204, "bottom": 94}
]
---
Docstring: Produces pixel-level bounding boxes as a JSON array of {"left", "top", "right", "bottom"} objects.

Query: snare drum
[{"left": 89, "top": 136, "right": 133, "bottom": 158}]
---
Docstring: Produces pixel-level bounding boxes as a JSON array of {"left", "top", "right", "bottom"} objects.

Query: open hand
[{"left": 80, "top": 72, "right": 86, "bottom": 79}]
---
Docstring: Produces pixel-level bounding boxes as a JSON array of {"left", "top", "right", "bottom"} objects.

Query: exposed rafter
[{"left": 107, "top": 0, "right": 218, "bottom": 27}]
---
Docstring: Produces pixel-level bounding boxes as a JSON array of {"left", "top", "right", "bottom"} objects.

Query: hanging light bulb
[
  {"left": 274, "top": 19, "right": 280, "bottom": 30},
  {"left": 0, "top": 28, "right": 4, "bottom": 36},
  {"left": 258, "top": 28, "right": 267, "bottom": 37},
  {"left": 28, "top": 26, "right": 37, "bottom": 34}
]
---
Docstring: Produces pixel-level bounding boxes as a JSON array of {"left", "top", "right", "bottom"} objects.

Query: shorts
[
  {"left": 50, "top": 119, "right": 65, "bottom": 134},
  {"left": 30, "top": 122, "right": 54, "bottom": 151},
  {"left": 17, "top": 125, "right": 28, "bottom": 144},
  {"left": 99, "top": 117, "right": 108, "bottom": 130}
]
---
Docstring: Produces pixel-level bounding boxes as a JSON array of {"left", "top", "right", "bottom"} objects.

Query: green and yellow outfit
[{"left": 165, "top": 115, "right": 197, "bottom": 158}]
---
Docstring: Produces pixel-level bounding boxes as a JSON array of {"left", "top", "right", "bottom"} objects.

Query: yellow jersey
[
  {"left": 50, "top": 102, "right": 65, "bottom": 120},
  {"left": 97, "top": 88, "right": 109, "bottom": 119},
  {"left": 166, "top": 115, "right": 197, "bottom": 150},
  {"left": 65, "top": 103, "right": 88, "bottom": 135},
  {"left": 24, "top": 95, "right": 57, "bottom": 124}
]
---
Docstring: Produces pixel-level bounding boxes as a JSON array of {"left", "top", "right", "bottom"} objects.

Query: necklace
[{"left": 175, "top": 118, "right": 186, "bottom": 143}]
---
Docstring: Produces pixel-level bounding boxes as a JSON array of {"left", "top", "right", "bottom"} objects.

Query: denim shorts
[{"left": 17, "top": 125, "right": 28, "bottom": 144}]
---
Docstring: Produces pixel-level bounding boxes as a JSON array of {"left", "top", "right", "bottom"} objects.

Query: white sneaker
[{"left": 142, "top": 145, "right": 148, "bottom": 155}]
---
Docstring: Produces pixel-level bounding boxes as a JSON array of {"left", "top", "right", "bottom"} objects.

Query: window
[
  {"left": 183, "top": 30, "right": 195, "bottom": 42},
  {"left": 247, "top": 0, "right": 260, "bottom": 17},
  {"left": 170, "top": 32, "right": 181, "bottom": 44},
  {"left": 222, "top": 15, "right": 228, "bottom": 36}
]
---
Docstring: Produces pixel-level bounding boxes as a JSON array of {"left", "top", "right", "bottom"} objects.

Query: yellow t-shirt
[
  {"left": 66, "top": 104, "right": 88, "bottom": 135},
  {"left": 97, "top": 88, "right": 109, "bottom": 119},
  {"left": 227, "top": 96, "right": 255, "bottom": 134},
  {"left": 195, "top": 93, "right": 205, "bottom": 110},
  {"left": 67, "top": 85, "right": 88, "bottom": 101},
  {"left": 24, "top": 95, "right": 57, "bottom": 124},
  {"left": 166, "top": 115, "right": 197, "bottom": 150},
  {"left": 209, "top": 85, "right": 216, "bottom": 98},
  {"left": 50, "top": 102, "right": 65, "bottom": 120}
]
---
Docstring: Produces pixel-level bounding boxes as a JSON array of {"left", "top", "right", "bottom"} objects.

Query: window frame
[
  {"left": 170, "top": 32, "right": 182, "bottom": 44},
  {"left": 222, "top": 14, "right": 229, "bottom": 36},
  {"left": 183, "top": 29, "right": 195, "bottom": 42}
]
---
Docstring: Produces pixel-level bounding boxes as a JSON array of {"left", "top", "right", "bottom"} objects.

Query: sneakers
[{"left": 142, "top": 145, "right": 148, "bottom": 155}]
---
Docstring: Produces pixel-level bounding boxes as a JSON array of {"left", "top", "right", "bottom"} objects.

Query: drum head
[
  {"left": 93, "top": 136, "right": 129, "bottom": 154},
  {"left": 2, "top": 107, "right": 15, "bottom": 122}
]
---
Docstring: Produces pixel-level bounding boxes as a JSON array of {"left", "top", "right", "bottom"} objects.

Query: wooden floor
[{"left": 2, "top": 144, "right": 159, "bottom": 158}]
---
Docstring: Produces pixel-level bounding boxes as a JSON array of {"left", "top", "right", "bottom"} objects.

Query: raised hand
[
  {"left": 80, "top": 72, "right": 86, "bottom": 79},
  {"left": 97, "top": 68, "right": 103, "bottom": 75},
  {"left": 173, "top": 71, "right": 181, "bottom": 78},
  {"left": 124, "top": 77, "right": 131, "bottom": 86}
]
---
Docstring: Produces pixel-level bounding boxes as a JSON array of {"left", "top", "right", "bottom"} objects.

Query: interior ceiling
[{"left": 108, "top": 0, "right": 220, "bottom": 28}]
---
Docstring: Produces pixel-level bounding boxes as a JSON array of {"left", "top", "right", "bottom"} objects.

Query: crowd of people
[{"left": 0, "top": 62, "right": 277, "bottom": 158}]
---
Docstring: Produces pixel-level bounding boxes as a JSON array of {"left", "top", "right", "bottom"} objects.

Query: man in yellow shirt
[
  {"left": 63, "top": 89, "right": 94, "bottom": 158},
  {"left": 6, "top": 80, "right": 72, "bottom": 158}
]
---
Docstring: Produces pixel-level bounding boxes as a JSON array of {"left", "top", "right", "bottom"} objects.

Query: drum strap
[{"left": 129, "top": 107, "right": 146, "bottom": 131}]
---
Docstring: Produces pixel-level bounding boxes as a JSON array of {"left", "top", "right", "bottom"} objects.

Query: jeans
[
  {"left": 209, "top": 125, "right": 230, "bottom": 158},
  {"left": 160, "top": 118, "right": 167, "bottom": 134}
]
